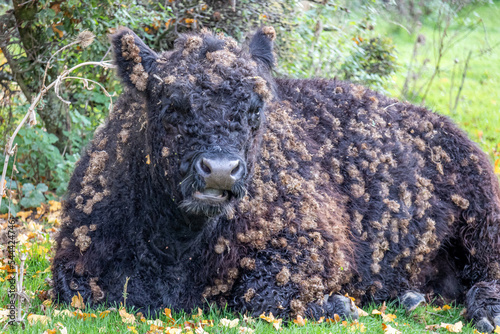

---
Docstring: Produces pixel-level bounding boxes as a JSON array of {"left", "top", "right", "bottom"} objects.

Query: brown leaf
[
  {"left": 70, "top": 292, "right": 85, "bottom": 309},
  {"left": 357, "top": 307, "right": 369, "bottom": 317},
  {"left": 119, "top": 308, "right": 136, "bottom": 324},
  {"left": 192, "top": 307, "right": 203, "bottom": 319},
  {"left": 382, "top": 323, "right": 402, "bottom": 334},
  {"left": 27, "top": 314, "right": 49, "bottom": 325},
  {"left": 442, "top": 321, "right": 463, "bottom": 333},
  {"left": 293, "top": 315, "right": 307, "bottom": 326}
]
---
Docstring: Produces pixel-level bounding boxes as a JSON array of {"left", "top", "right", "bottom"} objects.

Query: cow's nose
[{"left": 195, "top": 156, "right": 246, "bottom": 190}]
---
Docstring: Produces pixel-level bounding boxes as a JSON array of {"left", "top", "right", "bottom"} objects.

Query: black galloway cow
[{"left": 52, "top": 27, "right": 500, "bottom": 332}]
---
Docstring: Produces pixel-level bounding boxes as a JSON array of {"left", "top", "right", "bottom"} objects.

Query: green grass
[{"left": 381, "top": 2, "right": 500, "bottom": 168}]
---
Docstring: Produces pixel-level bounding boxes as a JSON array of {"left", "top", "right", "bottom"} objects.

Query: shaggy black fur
[{"left": 52, "top": 27, "right": 500, "bottom": 332}]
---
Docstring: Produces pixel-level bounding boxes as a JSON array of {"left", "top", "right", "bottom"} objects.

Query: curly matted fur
[{"left": 51, "top": 26, "right": 500, "bottom": 332}]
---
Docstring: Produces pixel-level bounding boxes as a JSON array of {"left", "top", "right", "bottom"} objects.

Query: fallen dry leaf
[
  {"left": 382, "top": 323, "right": 402, "bottom": 334},
  {"left": 426, "top": 321, "right": 463, "bottom": 333},
  {"left": 293, "top": 314, "right": 307, "bottom": 326},
  {"left": 259, "top": 312, "right": 282, "bottom": 330},
  {"left": 54, "top": 309, "right": 74, "bottom": 317},
  {"left": 220, "top": 318, "right": 239, "bottom": 328},
  {"left": 70, "top": 292, "right": 85, "bottom": 309},
  {"left": 342, "top": 320, "right": 366, "bottom": 333},
  {"left": 27, "top": 314, "right": 49, "bottom": 325},
  {"left": 192, "top": 307, "right": 203, "bottom": 319},
  {"left": 127, "top": 326, "right": 138, "bottom": 334},
  {"left": 357, "top": 307, "right": 369, "bottom": 317},
  {"left": 119, "top": 308, "right": 136, "bottom": 324},
  {"left": 442, "top": 321, "right": 463, "bottom": 333},
  {"left": 195, "top": 326, "right": 209, "bottom": 334},
  {"left": 147, "top": 319, "right": 165, "bottom": 326},
  {"left": 42, "top": 330, "right": 57, "bottom": 334},
  {"left": 239, "top": 327, "right": 255, "bottom": 333},
  {"left": 382, "top": 313, "right": 397, "bottom": 323},
  {"left": 495, "top": 325, "right": 500, "bottom": 333}
]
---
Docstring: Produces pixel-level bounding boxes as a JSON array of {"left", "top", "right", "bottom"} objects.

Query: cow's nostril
[
  {"left": 230, "top": 161, "right": 241, "bottom": 177},
  {"left": 201, "top": 158, "right": 212, "bottom": 175}
]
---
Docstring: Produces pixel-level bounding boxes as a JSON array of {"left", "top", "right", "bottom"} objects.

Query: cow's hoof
[
  {"left": 475, "top": 317, "right": 495, "bottom": 333},
  {"left": 328, "top": 295, "right": 359, "bottom": 320},
  {"left": 400, "top": 291, "right": 426, "bottom": 312}
]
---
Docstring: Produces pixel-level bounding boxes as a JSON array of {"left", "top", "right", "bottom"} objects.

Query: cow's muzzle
[{"left": 192, "top": 154, "right": 246, "bottom": 203}]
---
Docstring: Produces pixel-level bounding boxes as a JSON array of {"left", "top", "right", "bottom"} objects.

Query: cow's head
[{"left": 112, "top": 27, "right": 276, "bottom": 218}]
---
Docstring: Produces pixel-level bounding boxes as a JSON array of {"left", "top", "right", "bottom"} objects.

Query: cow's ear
[
  {"left": 111, "top": 28, "right": 158, "bottom": 91},
  {"left": 249, "top": 26, "right": 276, "bottom": 70}
]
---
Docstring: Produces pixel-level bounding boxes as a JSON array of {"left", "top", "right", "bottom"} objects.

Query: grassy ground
[{"left": 382, "top": 2, "right": 500, "bottom": 171}]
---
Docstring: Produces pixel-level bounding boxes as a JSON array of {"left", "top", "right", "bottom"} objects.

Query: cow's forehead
[{"left": 149, "top": 32, "right": 271, "bottom": 102}]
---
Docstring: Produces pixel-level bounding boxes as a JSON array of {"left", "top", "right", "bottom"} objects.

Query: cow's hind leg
[
  {"left": 460, "top": 200, "right": 500, "bottom": 332},
  {"left": 466, "top": 281, "right": 500, "bottom": 333}
]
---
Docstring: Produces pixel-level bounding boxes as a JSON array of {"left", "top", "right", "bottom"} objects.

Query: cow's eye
[{"left": 247, "top": 95, "right": 263, "bottom": 115}]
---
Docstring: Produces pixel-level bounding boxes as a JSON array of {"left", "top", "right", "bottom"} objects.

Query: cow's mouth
[
  {"left": 178, "top": 187, "right": 237, "bottom": 217},
  {"left": 192, "top": 188, "right": 230, "bottom": 203}
]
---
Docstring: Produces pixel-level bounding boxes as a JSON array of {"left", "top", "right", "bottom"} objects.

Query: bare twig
[
  {"left": 452, "top": 50, "right": 472, "bottom": 113},
  {"left": 0, "top": 32, "right": 115, "bottom": 209}
]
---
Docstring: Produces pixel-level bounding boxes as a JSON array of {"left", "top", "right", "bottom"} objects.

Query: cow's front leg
[{"left": 228, "top": 251, "right": 358, "bottom": 320}]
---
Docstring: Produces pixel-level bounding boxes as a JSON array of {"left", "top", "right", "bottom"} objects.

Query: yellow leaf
[
  {"left": 146, "top": 154, "right": 151, "bottom": 164},
  {"left": 372, "top": 309, "right": 382, "bottom": 315},
  {"left": 382, "top": 313, "right": 397, "bottom": 323},
  {"left": 127, "top": 326, "right": 138, "bottom": 334},
  {"left": 27, "top": 314, "right": 49, "bottom": 325},
  {"left": 48, "top": 200, "right": 62, "bottom": 212},
  {"left": 43, "top": 299, "right": 52, "bottom": 307},
  {"left": 442, "top": 304, "right": 452, "bottom": 310},
  {"left": 16, "top": 211, "right": 32, "bottom": 220},
  {"left": 192, "top": 307, "right": 203, "bottom": 319},
  {"left": 343, "top": 320, "right": 366, "bottom": 333},
  {"left": 220, "top": 318, "right": 239, "bottom": 328},
  {"left": 357, "top": 307, "right": 369, "bottom": 317},
  {"left": 42, "top": 330, "right": 57, "bottom": 334},
  {"left": 119, "top": 308, "right": 136, "bottom": 324},
  {"left": 441, "top": 321, "right": 463, "bottom": 333},
  {"left": 71, "top": 292, "right": 85, "bottom": 309},
  {"left": 165, "top": 328, "right": 182, "bottom": 334},
  {"left": 164, "top": 307, "right": 173, "bottom": 319},
  {"left": 494, "top": 158, "right": 500, "bottom": 175},
  {"left": 293, "top": 315, "right": 307, "bottom": 326},
  {"left": 54, "top": 309, "right": 75, "bottom": 317},
  {"left": 382, "top": 323, "right": 402, "bottom": 334},
  {"left": 259, "top": 312, "right": 282, "bottom": 330},
  {"left": 494, "top": 325, "right": 500, "bottom": 333},
  {"left": 345, "top": 293, "right": 356, "bottom": 302},
  {"left": 99, "top": 310, "right": 110, "bottom": 318}
]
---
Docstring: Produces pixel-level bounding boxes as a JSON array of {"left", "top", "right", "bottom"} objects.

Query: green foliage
[
  {"left": 277, "top": 1, "right": 398, "bottom": 92},
  {"left": 341, "top": 36, "right": 398, "bottom": 91},
  {"left": 19, "top": 183, "right": 48, "bottom": 209}
]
